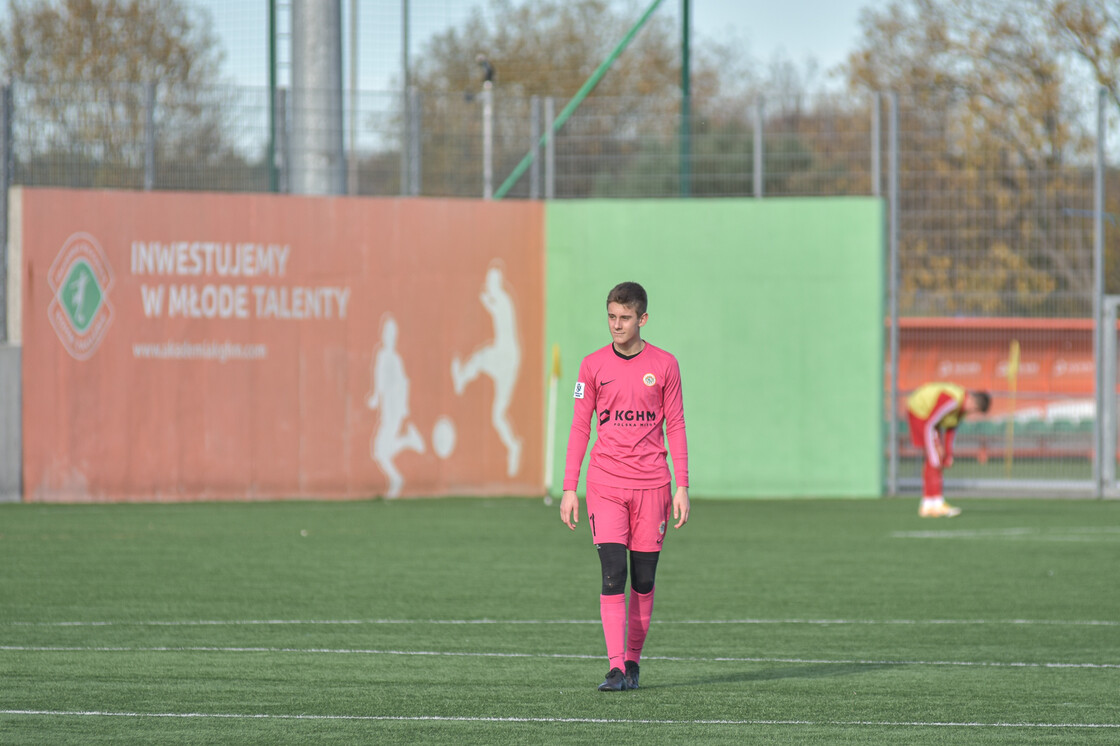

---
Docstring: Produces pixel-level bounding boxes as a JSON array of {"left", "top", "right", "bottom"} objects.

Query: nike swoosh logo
[{"left": 599, "top": 380, "right": 615, "bottom": 386}]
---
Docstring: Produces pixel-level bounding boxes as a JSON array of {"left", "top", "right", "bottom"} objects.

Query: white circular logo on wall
[{"left": 47, "top": 232, "right": 115, "bottom": 361}]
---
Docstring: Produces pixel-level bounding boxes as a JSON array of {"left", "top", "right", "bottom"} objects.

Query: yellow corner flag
[
  {"left": 544, "top": 344, "right": 562, "bottom": 502},
  {"left": 1007, "top": 339, "right": 1020, "bottom": 385}
]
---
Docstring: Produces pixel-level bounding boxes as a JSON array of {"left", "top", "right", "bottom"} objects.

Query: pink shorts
[{"left": 586, "top": 481, "right": 672, "bottom": 552}]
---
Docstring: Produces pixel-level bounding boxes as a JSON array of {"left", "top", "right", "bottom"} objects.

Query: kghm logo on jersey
[{"left": 48, "top": 232, "right": 115, "bottom": 360}]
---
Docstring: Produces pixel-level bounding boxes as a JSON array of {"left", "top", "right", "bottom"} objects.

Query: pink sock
[
  {"left": 599, "top": 593, "right": 627, "bottom": 671},
  {"left": 626, "top": 587, "right": 655, "bottom": 665}
]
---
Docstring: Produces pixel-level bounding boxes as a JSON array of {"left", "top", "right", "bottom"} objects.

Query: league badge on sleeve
[{"left": 574, "top": 381, "right": 585, "bottom": 399}]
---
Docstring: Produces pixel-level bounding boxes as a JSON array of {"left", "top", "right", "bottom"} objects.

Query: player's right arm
[{"left": 560, "top": 357, "right": 596, "bottom": 530}]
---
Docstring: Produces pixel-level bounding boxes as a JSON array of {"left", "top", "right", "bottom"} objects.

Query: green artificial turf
[{"left": 1, "top": 496, "right": 1118, "bottom": 744}]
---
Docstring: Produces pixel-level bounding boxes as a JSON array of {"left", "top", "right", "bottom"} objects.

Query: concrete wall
[{"left": 0, "top": 344, "right": 19, "bottom": 501}]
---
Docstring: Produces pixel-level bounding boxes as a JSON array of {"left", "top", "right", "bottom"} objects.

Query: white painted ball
[{"left": 432, "top": 417, "right": 457, "bottom": 459}]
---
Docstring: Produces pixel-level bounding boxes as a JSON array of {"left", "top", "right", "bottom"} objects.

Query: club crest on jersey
[
  {"left": 573, "top": 381, "right": 585, "bottom": 399},
  {"left": 643, "top": 373, "right": 656, "bottom": 386}
]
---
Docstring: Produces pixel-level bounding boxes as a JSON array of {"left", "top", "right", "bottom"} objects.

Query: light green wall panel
[{"left": 545, "top": 198, "right": 884, "bottom": 499}]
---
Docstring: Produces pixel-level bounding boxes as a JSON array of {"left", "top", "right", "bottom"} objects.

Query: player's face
[{"left": 607, "top": 302, "right": 646, "bottom": 350}]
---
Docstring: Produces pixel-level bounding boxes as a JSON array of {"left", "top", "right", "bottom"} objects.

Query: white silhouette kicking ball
[{"left": 432, "top": 417, "right": 457, "bottom": 459}]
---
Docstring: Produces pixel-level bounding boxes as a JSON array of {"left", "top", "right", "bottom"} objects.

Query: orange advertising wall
[
  {"left": 18, "top": 188, "right": 544, "bottom": 502},
  {"left": 896, "top": 318, "right": 1097, "bottom": 419}
]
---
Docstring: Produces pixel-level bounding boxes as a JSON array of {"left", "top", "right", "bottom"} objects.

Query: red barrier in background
[
  {"left": 893, "top": 318, "right": 1103, "bottom": 461},
  {"left": 19, "top": 189, "right": 544, "bottom": 502},
  {"left": 896, "top": 317, "right": 1097, "bottom": 420}
]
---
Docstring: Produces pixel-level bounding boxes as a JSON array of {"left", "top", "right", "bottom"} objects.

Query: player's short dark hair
[
  {"left": 971, "top": 390, "right": 992, "bottom": 413},
  {"left": 607, "top": 281, "right": 647, "bottom": 317}
]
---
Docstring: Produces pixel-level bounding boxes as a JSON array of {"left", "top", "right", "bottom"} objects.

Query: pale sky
[
  {"left": 188, "top": 0, "right": 871, "bottom": 91},
  {"left": 692, "top": 0, "right": 868, "bottom": 75}
]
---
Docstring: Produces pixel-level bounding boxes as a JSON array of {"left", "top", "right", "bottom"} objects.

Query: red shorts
[{"left": 586, "top": 481, "right": 672, "bottom": 552}]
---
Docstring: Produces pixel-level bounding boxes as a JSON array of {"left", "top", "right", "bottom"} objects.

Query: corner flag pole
[
  {"left": 543, "top": 344, "right": 562, "bottom": 502},
  {"left": 1005, "top": 339, "right": 1020, "bottom": 477},
  {"left": 492, "top": 0, "right": 667, "bottom": 200}
]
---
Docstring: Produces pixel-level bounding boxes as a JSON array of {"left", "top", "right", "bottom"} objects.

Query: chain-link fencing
[{"left": 0, "top": 79, "right": 1117, "bottom": 495}]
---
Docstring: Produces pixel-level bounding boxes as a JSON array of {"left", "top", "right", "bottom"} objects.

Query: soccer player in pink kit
[{"left": 560, "top": 281, "right": 690, "bottom": 692}]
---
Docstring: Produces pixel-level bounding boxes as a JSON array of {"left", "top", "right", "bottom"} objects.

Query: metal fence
[{"left": 1, "top": 80, "right": 1118, "bottom": 496}]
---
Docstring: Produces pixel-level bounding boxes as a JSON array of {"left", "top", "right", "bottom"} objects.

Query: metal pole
[
  {"left": 545, "top": 96, "right": 555, "bottom": 200},
  {"left": 753, "top": 97, "right": 763, "bottom": 198},
  {"left": 268, "top": 0, "right": 278, "bottom": 192},
  {"left": 530, "top": 96, "right": 541, "bottom": 200},
  {"left": 409, "top": 87, "right": 421, "bottom": 195},
  {"left": 1102, "top": 298, "right": 1118, "bottom": 491},
  {"left": 400, "top": 0, "right": 410, "bottom": 196},
  {"left": 679, "top": 0, "right": 691, "bottom": 197},
  {"left": 348, "top": 0, "right": 358, "bottom": 195},
  {"left": 871, "top": 92, "right": 881, "bottom": 197},
  {"left": 888, "top": 91, "right": 900, "bottom": 497},
  {"left": 143, "top": 82, "right": 156, "bottom": 191},
  {"left": 278, "top": 87, "right": 290, "bottom": 193},
  {"left": 0, "top": 84, "right": 11, "bottom": 344},
  {"left": 482, "top": 81, "right": 493, "bottom": 199},
  {"left": 1093, "top": 87, "right": 1106, "bottom": 497},
  {"left": 290, "top": 0, "right": 346, "bottom": 196}
]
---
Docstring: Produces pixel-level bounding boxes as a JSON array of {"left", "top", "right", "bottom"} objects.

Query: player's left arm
[
  {"left": 663, "top": 356, "right": 689, "bottom": 527},
  {"left": 672, "top": 485, "right": 690, "bottom": 528}
]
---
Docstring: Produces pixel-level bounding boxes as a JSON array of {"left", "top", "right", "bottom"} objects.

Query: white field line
[
  {"left": 4, "top": 617, "right": 1118, "bottom": 627},
  {"left": 1, "top": 710, "right": 1118, "bottom": 729},
  {"left": 2, "top": 645, "right": 1119, "bottom": 669},
  {"left": 891, "top": 526, "right": 1120, "bottom": 540}
]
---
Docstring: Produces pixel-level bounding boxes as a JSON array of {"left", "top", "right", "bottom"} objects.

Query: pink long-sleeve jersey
[{"left": 563, "top": 342, "right": 689, "bottom": 491}]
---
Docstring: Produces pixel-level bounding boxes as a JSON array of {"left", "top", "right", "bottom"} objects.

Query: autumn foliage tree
[
  {"left": 406, "top": 0, "right": 737, "bottom": 198},
  {"left": 847, "top": 0, "right": 1120, "bottom": 315},
  {"left": 399, "top": 0, "right": 890, "bottom": 199},
  {"left": 0, "top": 0, "right": 242, "bottom": 189}
]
